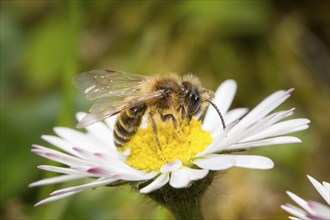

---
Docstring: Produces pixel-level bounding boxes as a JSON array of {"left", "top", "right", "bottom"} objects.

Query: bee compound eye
[
  {"left": 187, "top": 90, "right": 200, "bottom": 113},
  {"left": 190, "top": 93, "right": 199, "bottom": 103}
]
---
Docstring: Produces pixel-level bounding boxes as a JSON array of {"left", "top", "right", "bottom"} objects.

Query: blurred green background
[{"left": 1, "top": 1, "right": 329, "bottom": 219}]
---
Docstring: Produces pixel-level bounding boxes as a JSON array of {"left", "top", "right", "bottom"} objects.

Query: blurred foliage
[{"left": 1, "top": 1, "right": 329, "bottom": 219}]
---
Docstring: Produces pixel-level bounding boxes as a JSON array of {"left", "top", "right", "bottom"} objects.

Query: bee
[{"left": 73, "top": 70, "right": 225, "bottom": 148}]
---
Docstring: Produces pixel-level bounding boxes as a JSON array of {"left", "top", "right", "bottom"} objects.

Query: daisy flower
[
  {"left": 30, "top": 80, "right": 309, "bottom": 218},
  {"left": 281, "top": 175, "right": 330, "bottom": 220}
]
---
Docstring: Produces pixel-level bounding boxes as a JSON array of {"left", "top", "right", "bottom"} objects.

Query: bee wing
[
  {"left": 73, "top": 69, "right": 147, "bottom": 100},
  {"left": 76, "top": 90, "right": 164, "bottom": 129}
]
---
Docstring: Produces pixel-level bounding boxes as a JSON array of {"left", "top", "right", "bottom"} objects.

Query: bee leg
[
  {"left": 159, "top": 111, "right": 191, "bottom": 143},
  {"left": 149, "top": 112, "right": 161, "bottom": 148},
  {"left": 149, "top": 112, "right": 167, "bottom": 162},
  {"left": 178, "top": 106, "right": 191, "bottom": 143},
  {"left": 159, "top": 112, "right": 178, "bottom": 129},
  {"left": 175, "top": 129, "right": 191, "bottom": 143},
  {"left": 180, "top": 105, "right": 186, "bottom": 122}
]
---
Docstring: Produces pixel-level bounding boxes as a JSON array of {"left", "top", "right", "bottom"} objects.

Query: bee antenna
[{"left": 205, "top": 100, "right": 226, "bottom": 130}]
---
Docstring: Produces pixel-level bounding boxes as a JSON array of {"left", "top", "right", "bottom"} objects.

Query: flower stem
[
  {"left": 140, "top": 172, "right": 216, "bottom": 220},
  {"left": 159, "top": 187, "right": 204, "bottom": 220}
]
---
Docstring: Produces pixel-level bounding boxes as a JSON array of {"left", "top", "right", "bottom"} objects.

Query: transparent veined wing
[
  {"left": 76, "top": 90, "right": 164, "bottom": 128},
  {"left": 73, "top": 70, "right": 147, "bottom": 100}
]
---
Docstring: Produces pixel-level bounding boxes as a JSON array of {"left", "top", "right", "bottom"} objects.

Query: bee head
[{"left": 181, "top": 75, "right": 225, "bottom": 129}]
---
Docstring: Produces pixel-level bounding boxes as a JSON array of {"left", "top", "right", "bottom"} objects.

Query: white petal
[
  {"left": 230, "top": 89, "right": 293, "bottom": 134},
  {"left": 236, "top": 109, "right": 295, "bottom": 142},
  {"left": 140, "top": 173, "right": 169, "bottom": 194},
  {"left": 89, "top": 152, "right": 149, "bottom": 177},
  {"left": 35, "top": 191, "right": 79, "bottom": 206},
  {"left": 119, "top": 171, "right": 158, "bottom": 181},
  {"left": 73, "top": 147, "right": 99, "bottom": 160},
  {"left": 169, "top": 167, "right": 209, "bottom": 189},
  {"left": 160, "top": 160, "right": 182, "bottom": 173},
  {"left": 198, "top": 120, "right": 239, "bottom": 156},
  {"left": 76, "top": 113, "right": 117, "bottom": 153},
  {"left": 194, "top": 155, "right": 235, "bottom": 170},
  {"left": 203, "top": 80, "right": 237, "bottom": 132},
  {"left": 288, "top": 217, "right": 301, "bottom": 220},
  {"left": 212, "top": 80, "right": 237, "bottom": 113},
  {"left": 104, "top": 115, "right": 117, "bottom": 130},
  {"left": 323, "top": 182, "right": 330, "bottom": 203},
  {"left": 223, "top": 108, "right": 248, "bottom": 125},
  {"left": 29, "top": 174, "right": 84, "bottom": 187},
  {"left": 210, "top": 109, "right": 248, "bottom": 137},
  {"left": 243, "top": 118, "right": 310, "bottom": 142},
  {"left": 41, "top": 135, "right": 79, "bottom": 156},
  {"left": 281, "top": 204, "right": 307, "bottom": 219},
  {"left": 76, "top": 112, "right": 86, "bottom": 121},
  {"left": 307, "top": 175, "right": 330, "bottom": 205},
  {"left": 308, "top": 201, "right": 330, "bottom": 219},
  {"left": 85, "top": 166, "right": 114, "bottom": 177},
  {"left": 203, "top": 119, "right": 263, "bottom": 155},
  {"left": 323, "top": 182, "right": 330, "bottom": 192},
  {"left": 234, "top": 155, "right": 274, "bottom": 169},
  {"left": 140, "top": 115, "right": 148, "bottom": 129},
  {"left": 225, "top": 109, "right": 295, "bottom": 147},
  {"left": 170, "top": 168, "right": 190, "bottom": 188},
  {"left": 51, "top": 178, "right": 117, "bottom": 196},
  {"left": 54, "top": 127, "right": 104, "bottom": 151},
  {"left": 227, "top": 136, "right": 302, "bottom": 151},
  {"left": 32, "top": 145, "right": 91, "bottom": 167},
  {"left": 287, "top": 191, "right": 314, "bottom": 214},
  {"left": 72, "top": 147, "right": 114, "bottom": 165},
  {"left": 184, "top": 167, "right": 209, "bottom": 181},
  {"left": 93, "top": 151, "right": 127, "bottom": 166},
  {"left": 85, "top": 159, "right": 157, "bottom": 181},
  {"left": 37, "top": 165, "right": 81, "bottom": 175}
]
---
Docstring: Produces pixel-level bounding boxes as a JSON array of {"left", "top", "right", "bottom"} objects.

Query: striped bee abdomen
[{"left": 114, "top": 104, "right": 147, "bottom": 147}]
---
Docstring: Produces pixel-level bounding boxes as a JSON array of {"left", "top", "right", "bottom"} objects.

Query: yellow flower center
[{"left": 119, "top": 119, "right": 212, "bottom": 171}]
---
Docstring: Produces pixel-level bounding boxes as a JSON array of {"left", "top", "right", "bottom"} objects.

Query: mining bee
[{"left": 73, "top": 70, "right": 225, "bottom": 148}]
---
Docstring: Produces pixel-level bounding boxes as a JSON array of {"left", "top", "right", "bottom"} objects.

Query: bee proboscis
[{"left": 73, "top": 70, "right": 225, "bottom": 148}]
